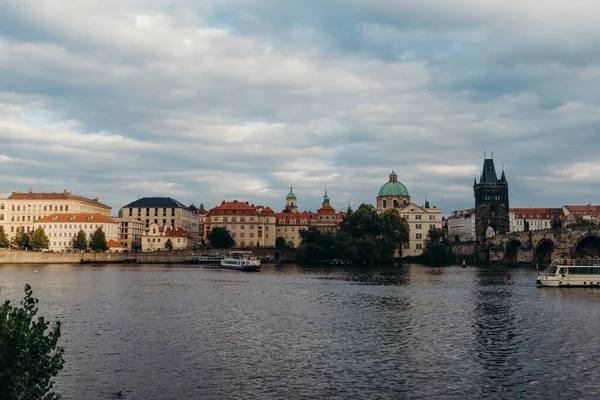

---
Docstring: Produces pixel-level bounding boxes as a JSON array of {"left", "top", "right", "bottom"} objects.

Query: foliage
[
  {"left": 30, "top": 227, "right": 50, "bottom": 250},
  {"left": 296, "top": 204, "right": 410, "bottom": 263},
  {"left": 89, "top": 227, "right": 108, "bottom": 251},
  {"left": 551, "top": 218, "right": 562, "bottom": 231},
  {"left": 572, "top": 217, "right": 596, "bottom": 228},
  {"left": 0, "top": 284, "right": 65, "bottom": 400},
  {"left": 11, "top": 227, "right": 30, "bottom": 250},
  {"left": 165, "top": 239, "right": 173, "bottom": 250},
  {"left": 0, "top": 226, "right": 9, "bottom": 248},
  {"left": 73, "top": 229, "right": 88, "bottom": 251},
  {"left": 275, "top": 236, "right": 286, "bottom": 248},
  {"left": 207, "top": 227, "right": 235, "bottom": 249},
  {"left": 422, "top": 228, "right": 455, "bottom": 265}
]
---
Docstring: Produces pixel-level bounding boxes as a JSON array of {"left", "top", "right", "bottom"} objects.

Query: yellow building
[
  {"left": 114, "top": 217, "right": 145, "bottom": 252},
  {"left": 0, "top": 189, "right": 111, "bottom": 240},
  {"left": 34, "top": 213, "right": 118, "bottom": 252},
  {"left": 208, "top": 200, "right": 276, "bottom": 248},
  {"left": 376, "top": 171, "right": 443, "bottom": 257},
  {"left": 142, "top": 223, "right": 190, "bottom": 252}
]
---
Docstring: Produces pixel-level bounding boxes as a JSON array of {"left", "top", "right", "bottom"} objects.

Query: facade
[
  {"left": 0, "top": 189, "right": 111, "bottom": 240},
  {"left": 509, "top": 208, "right": 561, "bottom": 232},
  {"left": 474, "top": 157, "right": 509, "bottom": 245},
  {"left": 34, "top": 213, "right": 118, "bottom": 252},
  {"left": 376, "top": 171, "right": 443, "bottom": 257},
  {"left": 196, "top": 204, "right": 209, "bottom": 244},
  {"left": 562, "top": 205, "right": 600, "bottom": 226},
  {"left": 121, "top": 197, "right": 198, "bottom": 248},
  {"left": 314, "top": 190, "right": 343, "bottom": 233},
  {"left": 142, "top": 223, "right": 190, "bottom": 252},
  {"left": 447, "top": 209, "right": 476, "bottom": 242},
  {"left": 208, "top": 200, "right": 276, "bottom": 248},
  {"left": 114, "top": 217, "right": 145, "bottom": 252}
]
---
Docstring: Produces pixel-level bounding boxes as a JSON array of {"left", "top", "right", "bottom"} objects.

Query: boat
[
  {"left": 197, "top": 254, "right": 225, "bottom": 264},
  {"left": 220, "top": 251, "right": 261, "bottom": 271},
  {"left": 536, "top": 258, "right": 600, "bottom": 287}
]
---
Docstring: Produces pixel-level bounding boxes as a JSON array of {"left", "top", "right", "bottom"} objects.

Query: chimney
[
  {"left": 29, "top": 188, "right": 33, "bottom": 193},
  {"left": 64, "top": 189, "right": 68, "bottom": 194}
]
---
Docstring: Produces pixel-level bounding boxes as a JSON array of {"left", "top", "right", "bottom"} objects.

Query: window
[
  {"left": 223, "top": 217, "right": 228, "bottom": 222},
  {"left": 213, "top": 217, "right": 219, "bottom": 222},
  {"left": 0, "top": 203, "right": 3, "bottom": 210},
  {"left": 280, "top": 218, "right": 285, "bottom": 224},
  {"left": 416, "top": 215, "right": 422, "bottom": 220},
  {"left": 383, "top": 200, "right": 387, "bottom": 208},
  {"left": 250, "top": 217, "right": 255, "bottom": 222},
  {"left": 250, "top": 232, "right": 254, "bottom": 238},
  {"left": 415, "top": 224, "right": 421, "bottom": 229},
  {"left": 232, "top": 217, "right": 237, "bottom": 222},
  {"left": 301, "top": 218, "right": 307, "bottom": 225},
  {"left": 416, "top": 233, "right": 422, "bottom": 239},
  {"left": 429, "top": 224, "right": 435, "bottom": 230},
  {"left": 416, "top": 244, "right": 422, "bottom": 249},
  {"left": 0, "top": 214, "right": 3, "bottom": 221},
  {"left": 240, "top": 233, "right": 245, "bottom": 238}
]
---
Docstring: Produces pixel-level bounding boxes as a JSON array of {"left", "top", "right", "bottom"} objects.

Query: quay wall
[{"left": 0, "top": 248, "right": 296, "bottom": 264}]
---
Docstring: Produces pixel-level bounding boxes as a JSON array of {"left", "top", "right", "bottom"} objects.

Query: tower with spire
[
  {"left": 284, "top": 187, "right": 298, "bottom": 213},
  {"left": 474, "top": 153, "right": 509, "bottom": 246}
]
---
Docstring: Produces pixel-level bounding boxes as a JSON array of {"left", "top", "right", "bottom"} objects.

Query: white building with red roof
[
  {"left": 142, "top": 223, "right": 190, "bottom": 252},
  {"left": 34, "top": 213, "right": 118, "bottom": 252},
  {"left": 208, "top": 200, "right": 276, "bottom": 248},
  {"left": 0, "top": 189, "right": 111, "bottom": 240},
  {"left": 509, "top": 208, "right": 562, "bottom": 232}
]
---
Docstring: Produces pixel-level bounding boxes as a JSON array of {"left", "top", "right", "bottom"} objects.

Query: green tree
[
  {"left": 422, "top": 227, "right": 454, "bottom": 265},
  {"left": 89, "top": 227, "right": 107, "bottom": 251},
  {"left": 165, "top": 239, "right": 173, "bottom": 250},
  {"left": 73, "top": 229, "right": 88, "bottom": 251},
  {"left": 207, "top": 227, "right": 235, "bottom": 249},
  {"left": 572, "top": 217, "right": 596, "bottom": 228},
  {"left": 11, "top": 227, "right": 30, "bottom": 250},
  {"left": 0, "top": 226, "right": 9, "bottom": 248},
  {"left": 30, "top": 227, "right": 50, "bottom": 250},
  {"left": 0, "top": 284, "right": 65, "bottom": 400},
  {"left": 275, "top": 236, "right": 286, "bottom": 248}
]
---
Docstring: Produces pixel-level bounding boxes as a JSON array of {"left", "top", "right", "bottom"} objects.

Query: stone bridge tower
[{"left": 474, "top": 155, "right": 509, "bottom": 249}]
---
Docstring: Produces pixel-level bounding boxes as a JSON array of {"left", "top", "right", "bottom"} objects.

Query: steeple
[
  {"left": 323, "top": 188, "right": 330, "bottom": 206},
  {"left": 500, "top": 166, "right": 507, "bottom": 183}
]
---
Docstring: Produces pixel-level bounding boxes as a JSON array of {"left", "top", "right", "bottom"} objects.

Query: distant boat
[
  {"left": 220, "top": 251, "right": 261, "bottom": 272},
  {"left": 462, "top": 260, "right": 466, "bottom": 268}
]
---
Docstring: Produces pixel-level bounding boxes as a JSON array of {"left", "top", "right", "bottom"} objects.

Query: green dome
[
  {"left": 286, "top": 187, "right": 296, "bottom": 199},
  {"left": 378, "top": 170, "right": 409, "bottom": 197}
]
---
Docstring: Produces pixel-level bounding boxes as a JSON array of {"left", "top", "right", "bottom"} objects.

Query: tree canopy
[
  {"left": 207, "top": 227, "right": 235, "bottom": 249},
  {"left": 11, "top": 227, "right": 29, "bottom": 250},
  {"left": 296, "top": 204, "right": 410, "bottom": 263},
  {"left": 89, "top": 227, "right": 107, "bottom": 251},
  {"left": 73, "top": 229, "right": 88, "bottom": 251},
  {"left": 275, "top": 236, "right": 286, "bottom": 248},
  {"left": 165, "top": 239, "right": 173, "bottom": 250},
  {"left": 422, "top": 227, "right": 455, "bottom": 265},
  {"left": 30, "top": 227, "right": 50, "bottom": 250},
  {"left": 0, "top": 226, "right": 9, "bottom": 248},
  {"left": 0, "top": 284, "right": 65, "bottom": 400}
]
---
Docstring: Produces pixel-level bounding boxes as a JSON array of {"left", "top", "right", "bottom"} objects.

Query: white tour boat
[
  {"left": 220, "top": 251, "right": 261, "bottom": 271},
  {"left": 536, "top": 258, "right": 600, "bottom": 287}
]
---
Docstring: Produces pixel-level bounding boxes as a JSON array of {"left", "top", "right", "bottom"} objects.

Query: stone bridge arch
[
  {"left": 505, "top": 238, "right": 522, "bottom": 263},
  {"left": 572, "top": 232, "right": 600, "bottom": 258},
  {"left": 534, "top": 239, "right": 554, "bottom": 265}
]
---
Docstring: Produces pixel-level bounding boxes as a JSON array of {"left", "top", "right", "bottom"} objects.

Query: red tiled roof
[
  {"left": 511, "top": 208, "right": 560, "bottom": 219},
  {"left": 209, "top": 200, "right": 258, "bottom": 215},
  {"left": 447, "top": 209, "right": 475, "bottom": 219},
  {"left": 563, "top": 205, "right": 600, "bottom": 215},
  {"left": 36, "top": 213, "right": 117, "bottom": 224},
  {"left": 8, "top": 191, "right": 110, "bottom": 209},
  {"left": 318, "top": 204, "right": 336, "bottom": 214},
  {"left": 107, "top": 239, "right": 124, "bottom": 248},
  {"left": 274, "top": 211, "right": 313, "bottom": 225},
  {"left": 146, "top": 225, "right": 189, "bottom": 238}
]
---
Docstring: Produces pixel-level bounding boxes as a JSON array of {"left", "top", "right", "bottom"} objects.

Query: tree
[
  {"left": 0, "top": 226, "right": 9, "bottom": 248},
  {"left": 275, "top": 236, "right": 286, "bottom": 248},
  {"left": 0, "top": 284, "right": 65, "bottom": 400},
  {"left": 207, "top": 227, "right": 235, "bottom": 249},
  {"left": 30, "top": 227, "right": 50, "bottom": 251},
  {"left": 73, "top": 229, "right": 88, "bottom": 251},
  {"left": 422, "top": 227, "right": 454, "bottom": 265},
  {"left": 11, "top": 227, "right": 30, "bottom": 250},
  {"left": 165, "top": 239, "right": 173, "bottom": 250},
  {"left": 89, "top": 227, "right": 107, "bottom": 251}
]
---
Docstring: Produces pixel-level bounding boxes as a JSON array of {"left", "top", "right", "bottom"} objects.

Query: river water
[{"left": 1, "top": 263, "right": 600, "bottom": 399}]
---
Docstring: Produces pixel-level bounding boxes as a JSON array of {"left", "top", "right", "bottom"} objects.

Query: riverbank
[{"left": 0, "top": 248, "right": 296, "bottom": 264}]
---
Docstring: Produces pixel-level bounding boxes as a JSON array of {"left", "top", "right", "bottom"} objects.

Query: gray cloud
[{"left": 0, "top": 0, "right": 599, "bottom": 214}]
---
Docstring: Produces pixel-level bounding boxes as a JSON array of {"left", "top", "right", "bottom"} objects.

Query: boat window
[
  {"left": 579, "top": 268, "right": 589, "bottom": 275},
  {"left": 570, "top": 268, "right": 579, "bottom": 275}
]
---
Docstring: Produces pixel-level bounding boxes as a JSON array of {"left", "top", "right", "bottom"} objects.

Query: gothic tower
[{"left": 474, "top": 155, "right": 509, "bottom": 247}]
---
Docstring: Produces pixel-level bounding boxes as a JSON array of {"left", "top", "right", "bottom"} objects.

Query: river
[{"left": 1, "top": 263, "right": 600, "bottom": 399}]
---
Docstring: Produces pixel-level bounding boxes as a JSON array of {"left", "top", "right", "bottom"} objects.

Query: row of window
[
  {"left": 1, "top": 204, "right": 70, "bottom": 212},
  {"left": 213, "top": 216, "right": 257, "bottom": 223},
  {"left": 231, "top": 232, "right": 255, "bottom": 238},
  {"left": 147, "top": 238, "right": 183, "bottom": 243}
]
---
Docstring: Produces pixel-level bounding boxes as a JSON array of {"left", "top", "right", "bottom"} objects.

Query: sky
[{"left": 1, "top": 0, "right": 599, "bottom": 215}]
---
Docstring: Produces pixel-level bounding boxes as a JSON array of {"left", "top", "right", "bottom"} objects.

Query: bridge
[{"left": 486, "top": 227, "right": 600, "bottom": 264}]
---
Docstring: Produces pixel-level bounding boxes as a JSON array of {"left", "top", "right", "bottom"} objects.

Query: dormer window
[{"left": 69, "top": 216, "right": 75, "bottom": 221}]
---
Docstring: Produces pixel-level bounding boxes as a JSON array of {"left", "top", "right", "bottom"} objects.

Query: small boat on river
[
  {"left": 220, "top": 251, "right": 261, "bottom": 272},
  {"left": 536, "top": 258, "right": 600, "bottom": 287}
]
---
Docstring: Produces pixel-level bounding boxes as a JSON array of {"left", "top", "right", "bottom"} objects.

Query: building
[
  {"left": 376, "top": 170, "right": 443, "bottom": 257},
  {"left": 114, "top": 217, "right": 145, "bottom": 252},
  {"left": 34, "top": 213, "right": 118, "bottom": 252},
  {"left": 314, "top": 190, "right": 344, "bottom": 233},
  {"left": 121, "top": 197, "right": 198, "bottom": 248},
  {"left": 196, "top": 204, "right": 209, "bottom": 244},
  {"left": 208, "top": 200, "right": 276, "bottom": 248},
  {"left": 474, "top": 156, "right": 509, "bottom": 245},
  {"left": 509, "top": 208, "right": 561, "bottom": 232},
  {"left": 561, "top": 205, "right": 600, "bottom": 226},
  {"left": 447, "top": 209, "right": 476, "bottom": 242},
  {"left": 142, "top": 223, "right": 190, "bottom": 252},
  {"left": 0, "top": 189, "right": 111, "bottom": 240},
  {"left": 107, "top": 239, "right": 126, "bottom": 253}
]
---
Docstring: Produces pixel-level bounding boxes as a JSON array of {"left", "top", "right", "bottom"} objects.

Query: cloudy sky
[{"left": 1, "top": 0, "right": 599, "bottom": 215}]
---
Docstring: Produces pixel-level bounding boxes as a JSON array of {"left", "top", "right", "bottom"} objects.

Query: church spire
[{"left": 323, "top": 188, "right": 330, "bottom": 206}]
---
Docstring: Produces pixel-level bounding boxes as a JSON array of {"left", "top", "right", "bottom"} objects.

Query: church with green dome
[{"left": 376, "top": 170, "right": 443, "bottom": 257}]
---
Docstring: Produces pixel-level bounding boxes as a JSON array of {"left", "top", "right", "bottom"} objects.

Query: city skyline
[{"left": 1, "top": 1, "right": 599, "bottom": 214}]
